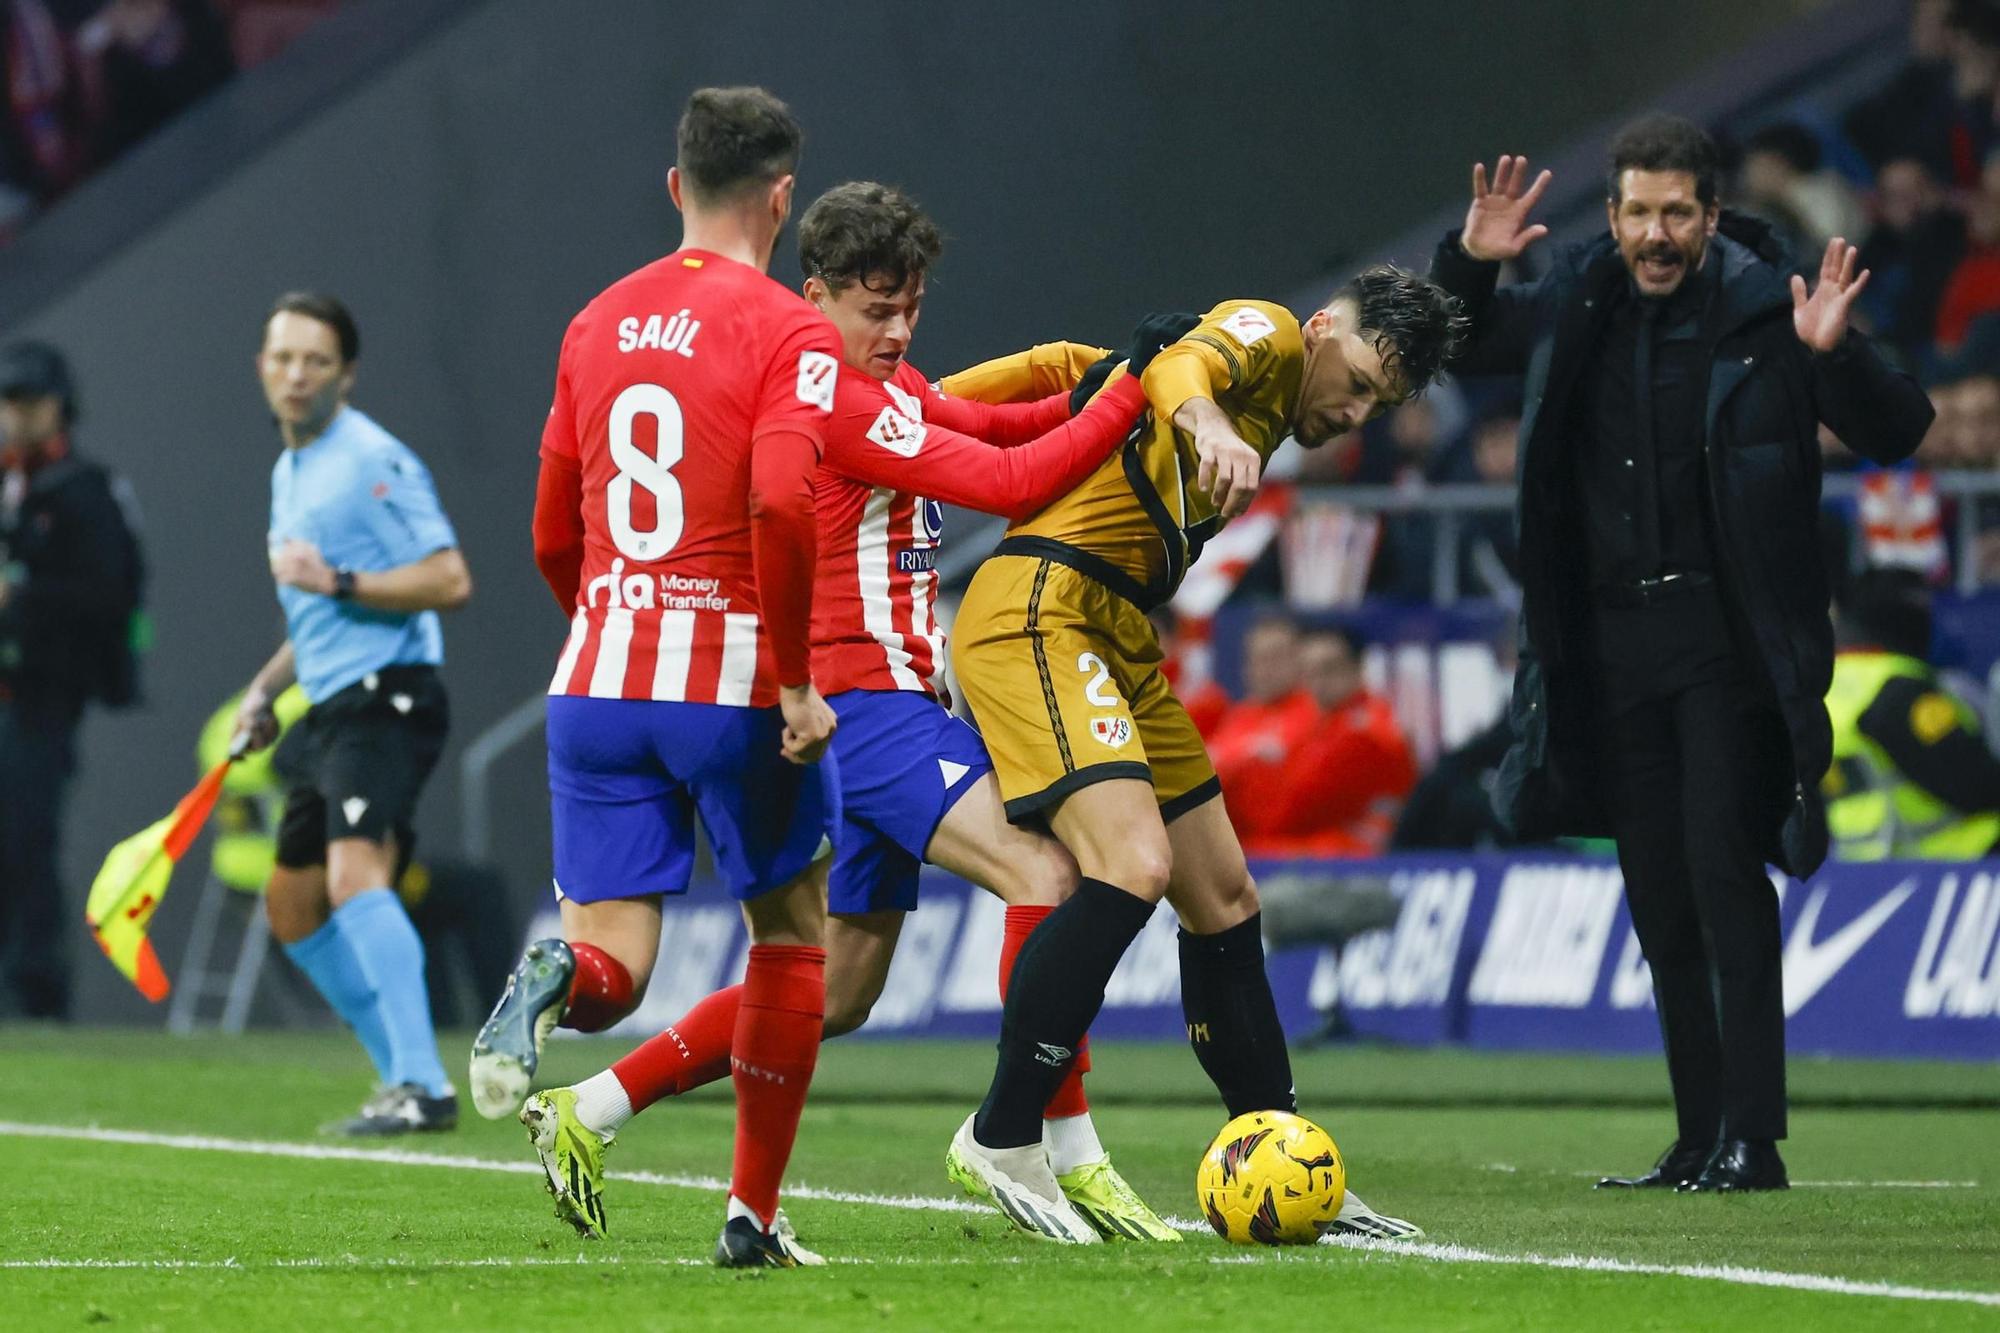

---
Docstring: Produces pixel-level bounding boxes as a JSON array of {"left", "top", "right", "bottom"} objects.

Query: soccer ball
[{"left": 1196, "top": 1110, "right": 1347, "bottom": 1245}]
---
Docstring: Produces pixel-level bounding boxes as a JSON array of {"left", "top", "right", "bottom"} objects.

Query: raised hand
[
  {"left": 1791, "top": 237, "right": 1871, "bottom": 353},
  {"left": 1461, "top": 155, "right": 1552, "bottom": 262}
]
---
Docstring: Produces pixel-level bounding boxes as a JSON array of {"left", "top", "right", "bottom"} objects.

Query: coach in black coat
[{"left": 1430, "top": 117, "right": 1931, "bottom": 1193}]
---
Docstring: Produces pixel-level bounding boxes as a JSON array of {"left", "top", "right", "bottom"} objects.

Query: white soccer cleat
[
  {"left": 945, "top": 1114, "right": 1102, "bottom": 1244},
  {"left": 1318, "top": 1189, "right": 1426, "bottom": 1241}
]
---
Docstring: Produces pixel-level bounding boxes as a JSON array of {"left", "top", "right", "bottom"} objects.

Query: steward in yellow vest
[{"left": 1823, "top": 571, "right": 2000, "bottom": 861}]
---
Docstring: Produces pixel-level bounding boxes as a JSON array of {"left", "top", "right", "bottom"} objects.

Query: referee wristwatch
[{"left": 332, "top": 567, "right": 358, "bottom": 601}]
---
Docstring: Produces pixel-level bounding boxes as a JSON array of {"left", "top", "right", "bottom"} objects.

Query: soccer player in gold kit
[{"left": 942, "top": 267, "right": 1465, "bottom": 1243}]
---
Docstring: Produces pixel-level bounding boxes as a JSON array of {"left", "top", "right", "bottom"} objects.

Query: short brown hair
[
  {"left": 1607, "top": 114, "right": 1720, "bottom": 206},
  {"left": 676, "top": 86, "right": 802, "bottom": 202},
  {"left": 798, "top": 181, "right": 943, "bottom": 295},
  {"left": 266, "top": 291, "right": 359, "bottom": 363}
]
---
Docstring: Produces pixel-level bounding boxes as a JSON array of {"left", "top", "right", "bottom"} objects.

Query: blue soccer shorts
[
  {"left": 825, "top": 688, "right": 992, "bottom": 915},
  {"left": 546, "top": 696, "right": 838, "bottom": 904}
]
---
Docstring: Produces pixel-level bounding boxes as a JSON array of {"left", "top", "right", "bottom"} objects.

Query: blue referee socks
[
  {"left": 282, "top": 915, "right": 394, "bottom": 1084},
  {"left": 331, "top": 887, "right": 452, "bottom": 1098}
]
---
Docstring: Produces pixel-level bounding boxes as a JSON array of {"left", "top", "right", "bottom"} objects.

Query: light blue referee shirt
[{"left": 269, "top": 406, "right": 458, "bottom": 703}]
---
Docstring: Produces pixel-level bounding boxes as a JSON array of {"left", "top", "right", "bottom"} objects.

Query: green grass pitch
[{"left": 3, "top": 1027, "right": 1996, "bottom": 1330}]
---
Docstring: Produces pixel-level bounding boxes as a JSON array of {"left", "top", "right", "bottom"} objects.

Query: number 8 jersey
[{"left": 538, "top": 248, "right": 842, "bottom": 706}]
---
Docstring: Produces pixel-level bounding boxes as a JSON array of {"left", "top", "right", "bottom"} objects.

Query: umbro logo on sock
[
  {"left": 341, "top": 796, "right": 369, "bottom": 827},
  {"left": 1034, "top": 1043, "right": 1073, "bottom": 1067}
]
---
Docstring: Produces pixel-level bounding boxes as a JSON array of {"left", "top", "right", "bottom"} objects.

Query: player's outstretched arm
[
  {"left": 936, "top": 341, "right": 1113, "bottom": 407},
  {"left": 924, "top": 378, "right": 1072, "bottom": 446},
  {"left": 828, "top": 373, "right": 1147, "bottom": 522}
]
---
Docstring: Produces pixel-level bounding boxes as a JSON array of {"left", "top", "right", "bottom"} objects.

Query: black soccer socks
[
  {"left": 973, "top": 878, "right": 1156, "bottom": 1149},
  {"left": 1180, "top": 913, "right": 1297, "bottom": 1118}
]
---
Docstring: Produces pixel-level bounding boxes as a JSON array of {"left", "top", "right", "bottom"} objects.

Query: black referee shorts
[{"left": 273, "top": 665, "right": 449, "bottom": 871}]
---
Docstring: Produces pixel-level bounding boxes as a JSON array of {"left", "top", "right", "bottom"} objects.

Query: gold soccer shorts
[{"left": 951, "top": 552, "right": 1219, "bottom": 824}]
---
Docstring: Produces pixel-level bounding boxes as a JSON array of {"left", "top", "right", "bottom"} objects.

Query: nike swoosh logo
[{"left": 1781, "top": 877, "right": 1916, "bottom": 1017}]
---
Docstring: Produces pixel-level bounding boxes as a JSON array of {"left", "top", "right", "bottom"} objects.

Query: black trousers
[
  {"left": 1592, "top": 584, "right": 1790, "bottom": 1142},
  {"left": 0, "top": 699, "right": 78, "bottom": 1019}
]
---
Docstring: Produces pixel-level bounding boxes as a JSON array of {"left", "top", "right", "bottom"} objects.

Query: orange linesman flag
[{"left": 84, "top": 758, "right": 233, "bottom": 1002}]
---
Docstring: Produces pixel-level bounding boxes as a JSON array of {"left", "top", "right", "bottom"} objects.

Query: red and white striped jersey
[
  {"left": 810, "top": 359, "right": 1147, "bottom": 700},
  {"left": 540, "top": 249, "right": 840, "bottom": 705}
]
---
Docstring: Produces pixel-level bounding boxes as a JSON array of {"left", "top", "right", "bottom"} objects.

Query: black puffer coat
[{"left": 1430, "top": 214, "right": 1933, "bottom": 876}]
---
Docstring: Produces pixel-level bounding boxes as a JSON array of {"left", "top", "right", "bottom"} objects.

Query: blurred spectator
[
  {"left": 1150, "top": 606, "right": 1230, "bottom": 738},
  {"left": 1858, "top": 157, "right": 1966, "bottom": 359},
  {"left": 1241, "top": 626, "right": 1417, "bottom": 857},
  {"left": 0, "top": 1, "right": 332, "bottom": 245},
  {"left": 1460, "top": 402, "right": 1521, "bottom": 606},
  {"left": 1934, "top": 149, "right": 2000, "bottom": 347},
  {"left": 74, "top": 0, "right": 231, "bottom": 160},
  {"left": 1210, "top": 614, "right": 1319, "bottom": 835},
  {"left": 1737, "top": 121, "right": 1866, "bottom": 258},
  {"left": 1390, "top": 715, "right": 1514, "bottom": 850},
  {"left": 1358, "top": 397, "right": 1459, "bottom": 600},
  {"left": 1847, "top": 0, "right": 2000, "bottom": 185},
  {"left": 1824, "top": 568, "right": 2000, "bottom": 857},
  {"left": 3, "top": 0, "right": 91, "bottom": 224}
]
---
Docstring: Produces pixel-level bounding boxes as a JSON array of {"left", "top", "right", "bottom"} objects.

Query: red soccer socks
[
  {"left": 562, "top": 942, "right": 637, "bottom": 1033},
  {"left": 728, "top": 944, "right": 827, "bottom": 1228},
  {"left": 608, "top": 983, "right": 740, "bottom": 1112}
]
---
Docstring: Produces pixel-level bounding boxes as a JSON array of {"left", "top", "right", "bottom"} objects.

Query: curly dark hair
[
  {"left": 798, "top": 181, "right": 944, "bottom": 295},
  {"left": 676, "top": 86, "right": 802, "bottom": 202},
  {"left": 1608, "top": 113, "right": 1720, "bottom": 205},
  {"left": 1332, "top": 264, "right": 1466, "bottom": 399}
]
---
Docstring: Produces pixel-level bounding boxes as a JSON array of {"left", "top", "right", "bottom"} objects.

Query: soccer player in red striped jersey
[
  {"left": 540, "top": 182, "right": 1190, "bottom": 1243},
  {"left": 473, "top": 87, "right": 841, "bottom": 1269}
]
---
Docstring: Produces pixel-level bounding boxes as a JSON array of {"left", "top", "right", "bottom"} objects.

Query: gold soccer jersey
[
  {"left": 962, "top": 300, "right": 1303, "bottom": 609},
  {"left": 943, "top": 300, "right": 1304, "bottom": 820}
]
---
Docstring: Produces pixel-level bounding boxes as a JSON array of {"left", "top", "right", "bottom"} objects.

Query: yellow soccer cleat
[
  {"left": 521, "top": 1088, "right": 612, "bottom": 1239},
  {"left": 1058, "top": 1157, "right": 1183, "bottom": 1242}
]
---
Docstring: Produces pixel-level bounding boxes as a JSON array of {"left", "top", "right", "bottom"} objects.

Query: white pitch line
[
  {"left": 5, "top": 1121, "right": 1997, "bottom": 1308},
  {"left": 4, "top": 1255, "right": 1022, "bottom": 1271},
  {"left": 1314, "top": 1236, "right": 2000, "bottom": 1309},
  {"left": 0, "top": 1121, "right": 989, "bottom": 1217}
]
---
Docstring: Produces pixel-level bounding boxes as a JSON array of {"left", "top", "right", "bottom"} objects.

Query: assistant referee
[{"left": 233, "top": 292, "right": 473, "bottom": 1135}]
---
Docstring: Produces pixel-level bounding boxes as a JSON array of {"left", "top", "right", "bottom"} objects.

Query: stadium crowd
[{"left": 0, "top": 0, "right": 337, "bottom": 241}]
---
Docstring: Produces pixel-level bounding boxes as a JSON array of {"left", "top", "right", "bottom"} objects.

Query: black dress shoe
[
  {"left": 1596, "top": 1139, "right": 1712, "bottom": 1190},
  {"left": 1679, "top": 1138, "right": 1789, "bottom": 1193}
]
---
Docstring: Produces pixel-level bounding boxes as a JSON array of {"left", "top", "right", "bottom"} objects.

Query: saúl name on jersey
[{"left": 617, "top": 309, "right": 702, "bottom": 357}]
